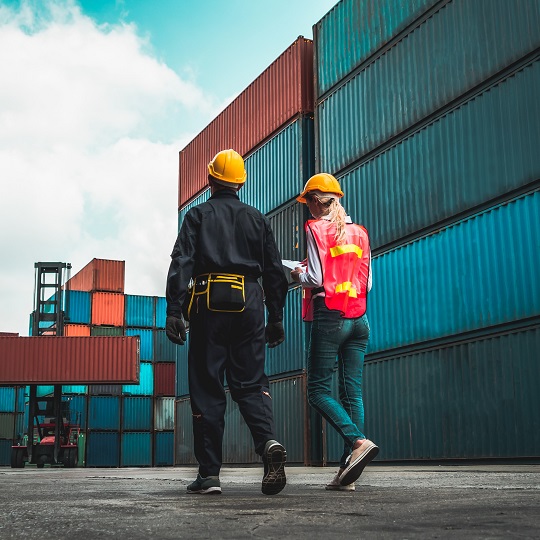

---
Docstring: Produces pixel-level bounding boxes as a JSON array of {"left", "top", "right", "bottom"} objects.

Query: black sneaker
[
  {"left": 262, "top": 440, "right": 287, "bottom": 495},
  {"left": 186, "top": 474, "right": 222, "bottom": 495}
]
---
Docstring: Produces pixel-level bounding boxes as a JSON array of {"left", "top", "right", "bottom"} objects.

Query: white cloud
[{"left": 0, "top": 0, "right": 213, "bottom": 335}]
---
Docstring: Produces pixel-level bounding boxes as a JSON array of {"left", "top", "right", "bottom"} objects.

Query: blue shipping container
[
  {"left": 154, "top": 329, "right": 177, "bottom": 362},
  {"left": 86, "top": 431, "right": 120, "bottom": 467},
  {"left": 122, "top": 397, "right": 153, "bottom": 431},
  {"left": 122, "top": 362, "right": 153, "bottom": 396},
  {"left": 368, "top": 189, "right": 540, "bottom": 354},
  {"left": 154, "top": 431, "right": 174, "bottom": 466},
  {"left": 88, "top": 396, "right": 120, "bottom": 430},
  {"left": 125, "top": 328, "right": 153, "bottom": 361},
  {"left": 125, "top": 295, "right": 155, "bottom": 328},
  {"left": 0, "top": 387, "right": 16, "bottom": 413},
  {"left": 121, "top": 432, "right": 152, "bottom": 466},
  {"left": 155, "top": 297, "right": 167, "bottom": 328}
]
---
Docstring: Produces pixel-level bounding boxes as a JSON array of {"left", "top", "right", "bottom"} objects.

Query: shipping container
[
  {"left": 91, "top": 292, "right": 125, "bottom": 327},
  {"left": 88, "top": 396, "right": 120, "bottom": 430},
  {"left": 314, "top": 0, "right": 441, "bottom": 97},
  {"left": 62, "top": 385, "right": 87, "bottom": 395},
  {"left": 153, "top": 329, "right": 177, "bottom": 362},
  {"left": 154, "top": 363, "right": 175, "bottom": 396},
  {"left": 325, "top": 323, "right": 540, "bottom": 461},
  {"left": 340, "top": 59, "right": 540, "bottom": 251},
  {"left": 0, "top": 336, "right": 140, "bottom": 384},
  {"left": 63, "top": 290, "right": 91, "bottom": 325},
  {"left": 178, "top": 37, "right": 314, "bottom": 207},
  {"left": 123, "top": 396, "right": 153, "bottom": 431},
  {"left": 89, "top": 385, "right": 122, "bottom": 396},
  {"left": 125, "top": 295, "right": 155, "bottom": 328},
  {"left": 125, "top": 328, "right": 153, "bottom": 361},
  {"left": 268, "top": 200, "right": 309, "bottom": 286},
  {"left": 175, "top": 374, "right": 309, "bottom": 465},
  {"left": 0, "top": 439, "right": 13, "bottom": 466},
  {"left": 63, "top": 324, "right": 91, "bottom": 337},
  {"left": 154, "top": 397, "right": 174, "bottom": 431},
  {"left": 175, "top": 338, "right": 189, "bottom": 398},
  {"left": 122, "top": 362, "right": 153, "bottom": 396},
  {"left": 90, "top": 326, "right": 124, "bottom": 337},
  {"left": 66, "top": 395, "right": 87, "bottom": 429},
  {"left": 368, "top": 189, "right": 540, "bottom": 354},
  {"left": 155, "top": 297, "right": 167, "bottom": 329},
  {"left": 86, "top": 431, "right": 120, "bottom": 467},
  {"left": 154, "top": 431, "right": 174, "bottom": 466},
  {"left": 317, "top": 0, "right": 540, "bottom": 174},
  {"left": 0, "top": 387, "right": 16, "bottom": 413},
  {"left": 65, "top": 258, "right": 125, "bottom": 293},
  {"left": 121, "top": 432, "right": 152, "bottom": 466}
]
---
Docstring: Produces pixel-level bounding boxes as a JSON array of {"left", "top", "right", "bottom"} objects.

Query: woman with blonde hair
[{"left": 291, "top": 173, "right": 379, "bottom": 491}]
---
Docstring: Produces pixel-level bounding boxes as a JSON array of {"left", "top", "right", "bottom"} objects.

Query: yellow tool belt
[{"left": 186, "top": 273, "right": 246, "bottom": 319}]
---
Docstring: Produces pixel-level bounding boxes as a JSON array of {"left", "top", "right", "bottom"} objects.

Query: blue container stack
[{"left": 314, "top": 0, "right": 540, "bottom": 461}]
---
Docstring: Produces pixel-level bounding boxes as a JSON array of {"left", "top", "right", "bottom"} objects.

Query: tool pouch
[{"left": 191, "top": 273, "right": 246, "bottom": 314}]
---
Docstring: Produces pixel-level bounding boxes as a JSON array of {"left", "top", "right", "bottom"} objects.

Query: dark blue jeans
[{"left": 307, "top": 298, "right": 370, "bottom": 468}]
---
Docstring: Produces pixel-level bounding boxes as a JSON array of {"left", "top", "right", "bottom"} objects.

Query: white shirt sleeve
[{"left": 298, "top": 229, "right": 323, "bottom": 287}]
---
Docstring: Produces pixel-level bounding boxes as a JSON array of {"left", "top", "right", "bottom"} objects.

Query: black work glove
[
  {"left": 166, "top": 316, "right": 187, "bottom": 345},
  {"left": 265, "top": 321, "right": 285, "bottom": 348}
]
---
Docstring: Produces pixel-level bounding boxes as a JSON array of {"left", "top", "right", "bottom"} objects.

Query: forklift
[{"left": 10, "top": 262, "right": 80, "bottom": 468}]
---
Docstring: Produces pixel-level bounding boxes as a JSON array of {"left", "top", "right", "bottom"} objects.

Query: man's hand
[
  {"left": 265, "top": 321, "right": 285, "bottom": 348},
  {"left": 166, "top": 316, "right": 187, "bottom": 345}
]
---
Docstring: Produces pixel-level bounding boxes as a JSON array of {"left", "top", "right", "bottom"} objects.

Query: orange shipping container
[
  {"left": 92, "top": 292, "right": 125, "bottom": 327},
  {"left": 64, "top": 324, "right": 91, "bottom": 337},
  {"left": 0, "top": 336, "right": 139, "bottom": 384},
  {"left": 65, "top": 258, "right": 125, "bottom": 293},
  {"left": 178, "top": 37, "right": 314, "bottom": 207}
]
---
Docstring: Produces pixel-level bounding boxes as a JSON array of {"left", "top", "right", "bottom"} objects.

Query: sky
[{"left": 0, "top": 0, "right": 338, "bottom": 336}]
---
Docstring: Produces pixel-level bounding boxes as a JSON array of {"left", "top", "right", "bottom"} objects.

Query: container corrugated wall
[
  {"left": 154, "top": 329, "right": 177, "bottom": 362},
  {"left": 64, "top": 324, "right": 91, "bottom": 336},
  {"left": 122, "top": 362, "right": 153, "bottom": 396},
  {"left": 154, "top": 431, "right": 174, "bottom": 466},
  {"left": 0, "top": 336, "right": 140, "bottom": 384},
  {"left": 154, "top": 397, "right": 174, "bottom": 431},
  {"left": 317, "top": 0, "right": 540, "bottom": 174},
  {"left": 65, "top": 258, "right": 125, "bottom": 293},
  {"left": 88, "top": 396, "right": 120, "bottom": 430},
  {"left": 125, "top": 328, "right": 153, "bottom": 361},
  {"left": 121, "top": 432, "right": 152, "bottom": 466},
  {"left": 154, "top": 363, "right": 175, "bottom": 396},
  {"left": 178, "top": 37, "right": 313, "bottom": 207},
  {"left": 125, "top": 295, "right": 155, "bottom": 328},
  {"left": 86, "top": 431, "right": 120, "bottom": 467},
  {"left": 340, "top": 59, "right": 540, "bottom": 251},
  {"left": 368, "top": 189, "right": 540, "bottom": 354},
  {"left": 175, "top": 374, "right": 309, "bottom": 465},
  {"left": 123, "top": 396, "right": 152, "bottom": 431},
  {"left": 91, "top": 292, "right": 125, "bottom": 327},
  {"left": 314, "top": 0, "right": 441, "bottom": 97}
]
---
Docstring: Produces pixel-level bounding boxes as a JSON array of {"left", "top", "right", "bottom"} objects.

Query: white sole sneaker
[{"left": 339, "top": 440, "right": 379, "bottom": 486}]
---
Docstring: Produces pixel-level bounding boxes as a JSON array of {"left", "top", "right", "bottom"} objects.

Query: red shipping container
[
  {"left": 0, "top": 336, "right": 139, "bottom": 384},
  {"left": 64, "top": 258, "right": 125, "bottom": 293},
  {"left": 154, "top": 362, "right": 175, "bottom": 396},
  {"left": 178, "top": 37, "right": 314, "bottom": 207},
  {"left": 0, "top": 332, "right": 19, "bottom": 337},
  {"left": 91, "top": 292, "right": 125, "bottom": 327}
]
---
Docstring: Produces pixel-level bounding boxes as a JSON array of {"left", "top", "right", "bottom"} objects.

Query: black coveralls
[{"left": 166, "top": 189, "right": 288, "bottom": 477}]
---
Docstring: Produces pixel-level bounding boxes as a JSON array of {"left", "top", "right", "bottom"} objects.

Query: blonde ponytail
[{"left": 319, "top": 197, "right": 348, "bottom": 244}]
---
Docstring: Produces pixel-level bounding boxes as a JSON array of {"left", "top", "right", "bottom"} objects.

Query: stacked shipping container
[
  {"left": 174, "top": 37, "right": 318, "bottom": 465},
  {"left": 313, "top": 0, "right": 540, "bottom": 461},
  {"left": 17, "top": 259, "right": 176, "bottom": 467}
]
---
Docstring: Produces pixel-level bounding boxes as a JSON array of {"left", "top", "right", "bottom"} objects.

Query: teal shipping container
[
  {"left": 324, "top": 323, "right": 540, "bottom": 461},
  {"left": 125, "top": 295, "right": 155, "bottom": 328},
  {"left": 154, "top": 329, "right": 177, "bottom": 362},
  {"left": 0, "top": 439, "right": 12, "bottom": 466},
  {"left": 317, "top": 0, "right": 540, "bottom": 174},
  {"left": 86, "top": 431, "right": 120, "bottom": 467},
  {"left": 122, "top": 362, "right": 153, "bottom": 396},
  {"left": 154, "top": 431, "right": 174, "bottom": 466},
  {"left": 121, "top": 432, "right": 152, "bottom": 466},
  {"left": 125, "top": 328, "right": 153, "bottom": 361},
  {"left": 63, "top": 290, "right": 91, "bottom": 325},
  {"left": 368, "top": 189, "right": 540, "bottom": 354},
  {"left": 122, "top": 396, "right": 153, "bottom": 431},
  {"left": 176, "top": 374, "right": 308, "bottom": 465},
  {"left": 62, "top": 386, "right": 87, "bottom": 395},
  {"left": 66, "top": 395, "right": 87, "bottom": 429},
  {"left": 88, "top": 396, "right": 120, "bottom": 430},
  {"left": 340, "top": 59, "right": 540, "bottom": 251},
  {"left": 266, "top": 286, "right": 307, "bottom": 377},
  {"left": 241, "top": 116, "right": 314, "bottom": 215},
  {"left": 155, "top": 297, "right": 167, "bottom": 328},
  {"left": 0, "top": 387, "right": 16, "bottom": 412},
  {"left": 314, "top": 0, "right": 440, "bottom": 97}
]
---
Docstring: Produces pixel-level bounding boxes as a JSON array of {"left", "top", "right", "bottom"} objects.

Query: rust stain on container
[
  {"left": 91, "top": 292, "right": 125, "bottom": 327},
  {"left": 178, "top": 37, "right": 314, "bottom": 208},
  {"left": 65, "top": 258, "right": 125, "bottom": 293},
  {"left": 0, "top": 336, "right": 140, "bottom": 384}
]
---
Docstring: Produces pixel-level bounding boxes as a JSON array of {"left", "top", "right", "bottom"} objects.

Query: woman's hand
[{"left": 291, "top": 267, "right": 304, "bottom": 283}]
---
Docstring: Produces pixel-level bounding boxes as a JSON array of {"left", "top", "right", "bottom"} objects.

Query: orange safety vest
[{"left": 302, "top": 219, "right": 370, "bottom": 321}]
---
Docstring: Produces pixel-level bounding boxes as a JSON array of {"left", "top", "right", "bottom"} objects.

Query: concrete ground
[{"left": 1, "top": 464, "right": 539, "bottom": 539}]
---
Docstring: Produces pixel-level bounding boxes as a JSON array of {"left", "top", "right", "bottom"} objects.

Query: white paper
[{"left": 282, "top": 259, "right": 303, "bottom": 271}]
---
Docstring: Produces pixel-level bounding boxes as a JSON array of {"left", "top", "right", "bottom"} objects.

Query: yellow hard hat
[
  {"left": 208, "top": 149, "right": 247, "bottom": 186},
  {"left": 297, "top": 173, "right": 344, "bottom": 203}
]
